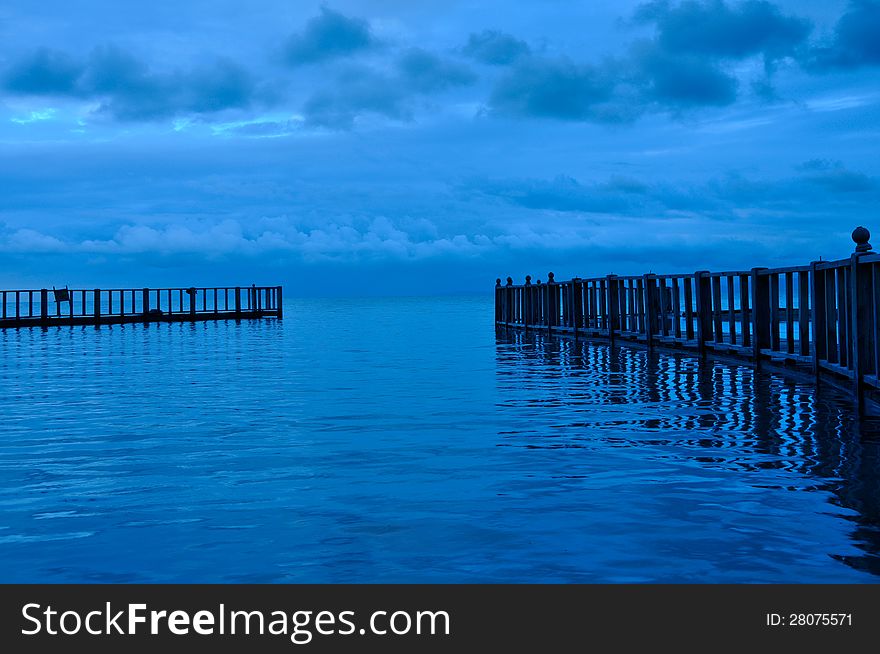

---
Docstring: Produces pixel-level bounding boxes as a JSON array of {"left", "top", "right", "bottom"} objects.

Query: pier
[
  {"left": 496, "top": 227, "right": 880, "bottom": 414},
  {"left": 0, "top": 285, "right": 283, "bottom": 328}
]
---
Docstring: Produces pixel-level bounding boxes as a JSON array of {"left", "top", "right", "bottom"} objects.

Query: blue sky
[{"left": 1, "top": 0, "right": 878, "bottom": 294}]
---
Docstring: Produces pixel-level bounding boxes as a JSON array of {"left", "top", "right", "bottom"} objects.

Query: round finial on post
[
  {"left": 547, "top": 272, "right": 555, "bottom": 283},
  {"left": 525, "top": 275, "right": 531, "bottom": 285},
  {"left": 495, "top": 278, "right": 501, "bottom": 287},
  {"left": 852, "top": 226, "right": 872, "bottom": 253},
  {"left": 536, "top": 279, "right": 541, "bottom": 284},
  {"left": 506, "top": 276, "right": 513, "bottom": 286}
]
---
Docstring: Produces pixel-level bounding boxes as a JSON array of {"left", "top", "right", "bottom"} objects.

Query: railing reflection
[{"left": 495, "top": 330, "right": 880, "bottom": 576}]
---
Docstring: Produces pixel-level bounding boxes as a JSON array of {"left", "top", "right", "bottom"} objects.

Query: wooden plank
[
  {"left": 671, "top": 277, "right": 681, "bottom": 339},
  {"left": 739, "top": 274, "right": 750, "bottom": 348},
  {"left": 726, "top": 275, "right": 736, "bottom": 345},
  {"left": 712, "top": 275, "right": 723, "bottom": 343},
  {"left": 785, "top": 271, "right": 794, "bottom": 354},
  {"left": 798, "top": 271, "right": 810, "bottom": 356},
  {"left": 769, "top": 273, "right": 780, "bottom": 351}
]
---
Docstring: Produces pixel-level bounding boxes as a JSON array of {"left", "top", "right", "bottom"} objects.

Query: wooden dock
[
  {"left": 0, "top": 285, "right": 282, "bottom": 328},
  {"left": 496, "top": 227, "right": 880, "bottom": 414}
]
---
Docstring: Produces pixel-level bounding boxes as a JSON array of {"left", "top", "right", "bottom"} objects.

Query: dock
[
  {"left": 496, "top": 227, "right": 880, "bottom": 414},
  {"left": 0, "top": 285, "right": 282, "bottom": 328}
]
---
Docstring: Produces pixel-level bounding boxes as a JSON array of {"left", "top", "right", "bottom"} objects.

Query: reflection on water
[
  {"left": 0, "top": 295, "right": 878, "bottom": 582},
  {"left": 495, "top": 330, "right": 880, "bottom": 578}
]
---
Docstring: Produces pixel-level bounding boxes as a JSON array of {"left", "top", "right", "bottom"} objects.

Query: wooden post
[
  {"left": 607, "top": 274, "right": 619, "bottom": 344},
  {"left": 798, "top": 271, "right": 810, "bottom": 356},
  {"left": 277, "top": 286, "right": 284, "bottom": 319},
  {"left": 811, "top": 262, "right": 825, "bottom": 378},
  {"left": 643, "top": 274, "right": 657, "bottom": 346},
  {"left": 235, "top": 287, "right": 242, "bottom": 317},
  {"left": 751, "top": 268, "right": 770, "bottom": 364},
  {"left": 40, "top": 289, "right": 48, "bottom": 323},
  {"left": 523, "top": 276, "right": 532, "bottom": 332},
  {"left": 694, "top": 271, "right": 712, "bottom": 355},
  {"left": 850, "top": 226, "right": 874, "bottom": 412},
  {"left": 495, "top": 279, "right": 501, "bottom": 324},
  {"left": 572, "top": 278, "right": 583, "bottom": 340},
  {"left": 143, "top": 288, "right": 150, "bottom": 317},
  {"left": 189, "top": 288, "right": 196, "bottom": 316},
  {"left": 94, "top": 289, "right": 101, "bottom": 324}
]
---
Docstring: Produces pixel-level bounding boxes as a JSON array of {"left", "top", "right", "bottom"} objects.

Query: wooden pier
[
  {"left": 495, "top": 227, "right": 880, "bottom": 414},
  {"left": 0, "top": 285, "right": 282, "bottom": 328}
]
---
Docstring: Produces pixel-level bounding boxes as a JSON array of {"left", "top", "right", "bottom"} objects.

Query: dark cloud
[
  {"left": 302, "top": 51, "right": 475, "bottom": 129},
  {"left": 2, "top": 45, "right": 256, "bottom": 121},
  {"left": 397, "top": 48, "right": 476, "bottom": 93},
  {"left": 462, "top": 30, "right": 531, "bottom": 65},
  {"left": 3, "top": 48, "right": 83, "bottom": 94},
  {"left": 631, "top": 42, "right": 739, "bottom": 107},
  {"left": 302, "top": 68, "right": 407, "bottom": 129},
  {"left": 635, "top": 0, "right": 811, "bottom": 61},
  {"left": 796, "top": 159, "right": 876, "bottom": 192},
  {"left": 802, "top": 1, "right": 880, "bottom": 70},
  {"left": 488, "top": 58, "right": 623, "bottom": 121},
  {"left": 284, "top": 7, "right": 376, "bottom": 65}
]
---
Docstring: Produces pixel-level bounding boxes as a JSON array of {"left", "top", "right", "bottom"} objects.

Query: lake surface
[{"left": 1, "top": 295, "right": 879, "bottom": 582}]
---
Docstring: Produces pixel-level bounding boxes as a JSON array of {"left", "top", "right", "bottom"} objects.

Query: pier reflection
[{"left": 495, "top": 331, "right": 880, "bottom": 577}]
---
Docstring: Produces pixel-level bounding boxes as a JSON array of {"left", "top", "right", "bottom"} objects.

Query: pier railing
[
  {"left": 495, "top": 227, "right": 880, "bottom": 412},
  {"left": 0, "top": 285, "right": 283, "bottom": 328}
]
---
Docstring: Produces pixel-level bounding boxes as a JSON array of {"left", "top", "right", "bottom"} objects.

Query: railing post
[
  {"left": 94, "top": 289, "right": 101, "bottom": 324},
  {"left": 811, "top": 261, "right": 825, "bottom": 379},
  {"left": 142, "top": 288, "right": 150, "bottom": 318},
  {"left": 606, "top": 274, "right": 619, "bottom": 344},
  {"left": 495, "top": 279, "right": 501, "bottom": 325},
  {"left": 571, "top": 278, "right": 582, "bottom": 340},
  {"left": 40, "top": 289, "right": 48, "bottom": 323},
  {"left": 277, "top": 286, "right": 284, "bottom": 319},
  {"left": 523, "top": 276, "right": 532, "bottom": 332},
  {"left": 235, "top": 287, "right": 242, "bottom": 317},
  {"left": 694, "top": 271, "right": 712, "bottom": 355},
  {"left": 850, "top": 226, "right": 874, "bottom": 413},
  {"left": 751, "top": 267, "right": 770, "bottom": 365},
  {"left": 644, "top": 273, "right": 657, "bottom": 347},
  {"left": 189, "top": 288, "right": 197, "bottom": 316},
  {"left": 546, "top": 272, "right": 556, "bottom": 334}
]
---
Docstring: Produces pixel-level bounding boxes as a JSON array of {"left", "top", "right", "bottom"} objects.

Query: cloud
[
  {"left": 631, "top": 41, "right": 739, "bottom": 107},
  {"left": 284, "top": 7, "right": 376, "bottom": 65},
  {"left": 462, "top": 30, "right": 531, "bottom": 65},
  {"left": 397, "top": 48, "right": 476, "bottom": 93},
  {"left": 796, "top": 159, "right": 877, "bottom": 192},
  {"left": 302, "top": 51, "right": 475, "bottom": 129},
  {"left": 635, "top": 0, "right": 811, "bottom": 61},
  {"left": 802, "top": 0, "right": 880, "bottom": 70},
  {"left": 488, "top": 57, "right": 624, "bottom": 121},
  {"left": 1, "top": 217, "right": 491, "bottom": 262},
  {"left": 3, "top": 48, "right": 83, "bottom": 94},
  {"left": 1, "top": 45, "right": 257, "bottom": 121},
  {"left": 302, "top": 67, "right": 408, "bottom": 128}
]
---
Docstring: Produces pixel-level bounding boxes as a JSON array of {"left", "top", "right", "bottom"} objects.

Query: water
[{"left": 1, "top": 295, "right": 879, "bottom": 582}]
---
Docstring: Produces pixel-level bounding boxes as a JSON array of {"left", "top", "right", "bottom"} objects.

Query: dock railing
[
  {"left": 496, "top": 227, "right": 880, "bottom": 413},
  {"left": 0, "top": 285, "right": 283, "bottom": 328}
]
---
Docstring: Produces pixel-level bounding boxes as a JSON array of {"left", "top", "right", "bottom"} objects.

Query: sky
[{"left": 1, "top": 0, "right": 879, "bottom": 295}]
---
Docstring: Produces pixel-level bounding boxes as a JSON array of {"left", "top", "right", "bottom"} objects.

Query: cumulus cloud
[
  {"left": 631, "top": 41, "right": 739, "bottom": 107},
  {"left": 397, "top": 48, "right": 476, "bottom": 93},
  {"left": 0, "top": 217, "right": 492, "bottom": 262},
  {"left": 284, "top": 7, "right": 377, "bottom": 65},
  {"left": 634, "top": 0, "right": 811, "bottom": 61},
  {"left": 462, "top": 30, "right": 531, "bottom": 65},
  {"left": 302, "top": 50, "right": 476, "bottom": 129},
  {"left": 488, "top": 57, "right": 623, "bottom": 121},
  {"left": 1, "top": 45, "right": 257, "bottom": 121},
  {"left": 3, "top": 48, "right": 83, "bottom": 94},
  {"left": 802, "top": 0, "right": 880, "bottom": 70}
]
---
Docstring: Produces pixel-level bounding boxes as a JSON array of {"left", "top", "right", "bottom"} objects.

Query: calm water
[{"left": 1, "top": 295, "right": 879, "bottom": 582}]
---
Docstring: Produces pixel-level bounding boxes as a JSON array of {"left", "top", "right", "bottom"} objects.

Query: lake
[{"left": 1, "top": 295, "right": 878, "bottom": 582}]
